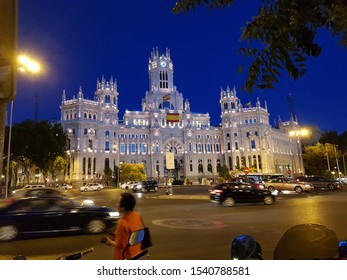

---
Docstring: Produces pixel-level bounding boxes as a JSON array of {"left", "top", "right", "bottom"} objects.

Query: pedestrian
[{"left": 105, "top": 192, "right": 144, "bottom": 259}]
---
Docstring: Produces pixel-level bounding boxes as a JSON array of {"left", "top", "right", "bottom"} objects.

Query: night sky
[{"left": 14, "top": 0, "right": 347, "bottom": 134}]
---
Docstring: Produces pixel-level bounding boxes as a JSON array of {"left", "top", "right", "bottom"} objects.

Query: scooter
[{"left": 231, "top": 223, "right": 347, "bottom": 260}]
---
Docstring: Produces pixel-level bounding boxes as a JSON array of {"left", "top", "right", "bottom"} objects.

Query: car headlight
[
  {"left": 82, "top": 199, "right": 94, "bottom": 205},
  {"left": 136, "top": 184, "right": 142, "bottom": 189},
  {"left": 304, "top": 184, "right": 311, "bottom": 187},
  {"left": 109, "top": 211, "right": 120, "bottom": 218}
]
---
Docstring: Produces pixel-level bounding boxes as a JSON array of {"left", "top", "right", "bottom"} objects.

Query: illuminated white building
[{"left": 60, "top": 48, "right": 303, "bottom": 183}]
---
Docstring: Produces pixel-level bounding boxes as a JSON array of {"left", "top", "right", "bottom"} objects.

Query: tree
[
  {"left": 173, "top": 0, "right": 347, "bottom": 92},
  {"left": 218, "top": 164, "right": 231, "bottom": 181},
  {"left": 119, "top": 163, "right": 146, "bottom": 183},
  {"left": 6, "top": 120, "right": 68, "bottom": 183}
]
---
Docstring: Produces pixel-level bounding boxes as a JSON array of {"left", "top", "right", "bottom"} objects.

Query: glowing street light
[
  {"left": 4, "top": 54, "right": 42, "bottom": 198},
  {"left": 17, "top": 54, "right": 41, "bottom": 73},
  {"left": 288, "top": 128, "right": 311, "bottom": 176}
]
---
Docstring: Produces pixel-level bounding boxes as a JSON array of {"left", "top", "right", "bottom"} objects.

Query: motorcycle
[{"left": 231, "top": 223, "right": 347, "bottom": 260}]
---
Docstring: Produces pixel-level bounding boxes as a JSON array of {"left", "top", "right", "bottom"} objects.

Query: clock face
[{"left": 160, "top": 61, "right": 166, "bottom": 67}]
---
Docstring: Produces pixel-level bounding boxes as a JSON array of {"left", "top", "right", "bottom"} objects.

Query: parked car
[
  {"left": 170, "top": 179, "right": 185, "bottom": 186},
  {"left": 120, "top": 181, "right": 140, "bottom": 190},
  {"left": 209, "top": 182, "right": 275, "bottom": 207},
  {"left": 265, "top": 177, "right": 314, "bottom": 193},
  {"left": 0, "top": 196, "right": 119, "bottom": 241},
  {"left": 80, "top": 183, "right": 104, "bottom": 192},
  {"left": 295, "top": 176, "right": 342, "bottom": 190},
  {"left": 132, "top": 180, "right": 158, "bottom": 193},
  {"left": 57, "top": 183, "right": 73, "bottom": 190}
]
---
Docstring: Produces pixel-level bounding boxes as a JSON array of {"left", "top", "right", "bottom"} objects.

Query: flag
[
  {"left": 245, "top": 101, "right": 251, "bottom": 107},
  {"left": 163, "top": 94, "right": 170, "bottom": 101},
  {"left": 166, "top": 113, "right": 179, "bottom": 122}
]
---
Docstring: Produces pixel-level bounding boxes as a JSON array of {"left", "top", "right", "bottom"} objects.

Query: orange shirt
[{"left": 114, "top": 210, "right": 143, "bottom": 260}]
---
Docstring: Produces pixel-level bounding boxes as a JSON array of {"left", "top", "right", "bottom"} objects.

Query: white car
[
  {"left": 12, "top": 184, "right": 45, "bottom": 195},
  {"left": 120, "top": 181, "right": 140, "bottom": 190},
  {"left": 80, "top": 183, "right": 104, "bottom": 192},
  {"left": 58, "top": 183, "right": 73, "bottom": 190}
]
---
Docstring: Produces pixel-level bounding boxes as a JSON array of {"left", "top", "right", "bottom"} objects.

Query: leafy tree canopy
[{"left": 173, "top": 0, "right": 347, "bottom": 92}]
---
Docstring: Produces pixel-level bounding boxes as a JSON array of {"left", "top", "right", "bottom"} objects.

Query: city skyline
[{"left": 13, "top": 0, "right": 347, "bottom": 134}]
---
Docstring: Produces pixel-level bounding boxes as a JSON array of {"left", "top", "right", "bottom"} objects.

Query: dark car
[
  {"left": 0, "top": 196, "right": 119, "bottom": 241},
  {"left": 226, "top": 177, "right": 266, "bottom": 189},
  {"left": 209, "top": 182, "right": 275, "bottom": 207},
  {"left": 295, "top": 176, "right": 342, "bottom": 190},
  {"left": 132, "top": 180, "right": 158, "bottom": 193},
  {"left": 170, "top": 179, "right": 185, "bottom": 186}
]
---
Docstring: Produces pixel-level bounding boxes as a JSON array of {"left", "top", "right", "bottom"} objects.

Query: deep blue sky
[{"left": 14, "top": 0, "right": 347, "bottom": 134}]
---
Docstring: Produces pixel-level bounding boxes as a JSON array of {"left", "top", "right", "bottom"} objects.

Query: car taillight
[{"left": 212, "top": 189, "right": 223, "bottom": 194}]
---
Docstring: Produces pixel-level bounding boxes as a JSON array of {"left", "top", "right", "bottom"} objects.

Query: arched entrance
[{"left": 162, "top": 137, "right": 185, "bottom": 179}]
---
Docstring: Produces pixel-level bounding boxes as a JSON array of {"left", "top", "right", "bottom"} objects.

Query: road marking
[{"left": 152, "top": 218, "right": 226, "bottom": 229}]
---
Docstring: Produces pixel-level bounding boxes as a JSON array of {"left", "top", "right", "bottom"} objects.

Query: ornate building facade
[{"left": 60, "top": 48, "right": 304, "bottom": 183}]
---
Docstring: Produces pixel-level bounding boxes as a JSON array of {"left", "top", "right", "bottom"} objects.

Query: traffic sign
[{"left": 243, "top": 167, "right": 250, "bottom": 175}]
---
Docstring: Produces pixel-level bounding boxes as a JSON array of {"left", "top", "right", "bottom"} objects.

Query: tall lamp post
[
  {"left": 343, "top": 152, "right": 347, "bottom": 176},
  {"left": 289, "top": 128, "right": 310, "bottom": 176},
  {"left": 4, "top": 55, "right": 41, "bottom": 198}
]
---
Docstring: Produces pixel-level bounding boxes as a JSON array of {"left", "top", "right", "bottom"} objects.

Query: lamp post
[
  {"left": 343, "top": 152, "right": 347, "bottom": 176},
  {"left": 288, "top": 128, "right": 309, "bottom": 176},
  {"left": 4, "top": 55, "right": 41, "bottom": 198},
  {"left": 333, "top": 145, "right": 341, "bottom": 179}
]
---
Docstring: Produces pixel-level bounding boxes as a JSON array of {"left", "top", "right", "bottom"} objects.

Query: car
[
  {"left": 132, "top": 180, "right": 158, "bottom": 193},
  {"left": 11, "top": 187, "right": 63, "bottom": 199},
  {"left": 170, "top": 179, "right": 185, "bottom": 186},
  {"left": 265, "top": 177, "right": 314, "bottom": 193},
  {"left": 57, "top": 183, "right": 73, "bottom": 190},
  {"left": 12, "top": 184, "right": 45, "bottom": 195},
  {"left": 120, "top": 181, "right": 140, "bottom": 190},
  {"left": 295, "top": 176, "right": 343, "bottom": 190},
  {"left": 227, "top": 177, "right": 266, "bottom": 189},
  {"left": 9, "top": 187, "right": 95, "bottom": 206},
  {"left": 209, "top": 182, "right": 275, "bottom": 207},
  {"left": 80, "top": 183, "right": 104, "bottom": 192},
  {"left": 0, "top": 196, "right": 119, "bottom": 241}
]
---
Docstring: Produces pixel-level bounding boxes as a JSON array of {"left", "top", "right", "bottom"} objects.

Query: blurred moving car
[
  {"left": 120, "top": 181, "right": 140, "bottom": 190},
  {"left": 9, "top": 187, "right": 94, "bottom": 206},
  {"left": 132, "top": 180, "right": 158, "bottom": 193},
  {"left": 265, "top": 177, "right": 314, "bottom": 193},
  {"left": 12, "top": 184, "right": 45, "bottom": 195},
  {"left": 209, "top": 182, "right": 275, "bottom": 207},
  {"left": 169, "top": 179, "right": 184, "bottom": 186},
  {"left": 80, "top": 183, "right": 104, "bottom": 192},
  {"left": 227, "top": 177, "right": 266, "bottom": 189},
  {"left": 0, "top": 196, "right": 119, "bottom": 241},
  {"left": 57, "top": 183, "right": 73, "bottom": 190},
  {"left": 295, "top": 175, "right": 342, "bottom": 190}
]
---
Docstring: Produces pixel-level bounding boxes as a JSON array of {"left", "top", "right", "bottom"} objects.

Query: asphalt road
[{"left": 1, "top": 185, "right": 347, "bottom": 260}]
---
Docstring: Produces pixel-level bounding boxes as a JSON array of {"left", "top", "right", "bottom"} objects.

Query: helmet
[{"left": 274, "top": 224, "right": 338, "bottom": 259}]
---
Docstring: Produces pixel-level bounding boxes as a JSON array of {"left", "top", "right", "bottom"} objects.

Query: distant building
[{"left": 60, "top": 48, "right": 303, "bottom": 183}]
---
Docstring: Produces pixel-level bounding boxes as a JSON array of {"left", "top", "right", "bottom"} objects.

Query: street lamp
[
  {"left": 288, "top": 128, "right": 310, "bottom": 176},
  {"left": 4, "top": 55, "right": 41, "bottom": 198},
  {"left": 343, "top": 152, "right": 347, "bottom": 176}
]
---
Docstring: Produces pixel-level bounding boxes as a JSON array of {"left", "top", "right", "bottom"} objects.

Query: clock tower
[{"left": 143, "top": 47, "right": 183, "bottom": 112}]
